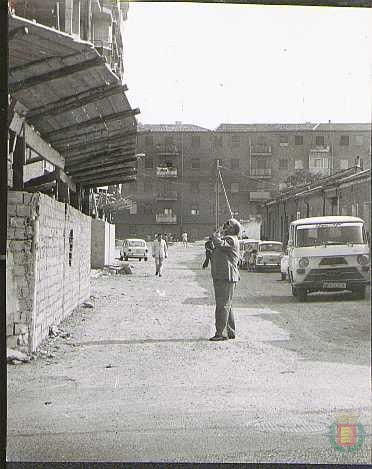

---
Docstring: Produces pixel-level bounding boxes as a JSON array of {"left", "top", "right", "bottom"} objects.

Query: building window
[
  {"left": 231, "top": 182, "right": 239, "bottom": 193},
  {"left": 231, "top": 135, "right": 240, "bottom": 147},
  {"left": 190, "top": 182, "right": 200, "bottom": 193},
  {"left": 279, "top": 135, "right": 288, "bottom": 146},
  {"left": 295, "top": 135, "right": 303, "bottom": 145},
  {"left": 279, "top": 159, "right": 288, "bottom": 170},
  {"left": 339, "top": 159, "right": 349, "bottom": 170},
  {"left": 315, "top": 135, "right": 325, "bottom": 146},
  {"left": 340, "top": 135, "right": 349, "bottom": 146},
  {"left": 191, "top": 135, "right": 200, "bottom": 148},
  {"left": 145, "top": 135, "right": 153, "bottom": 146},
  {"left": 294, "top": 159, "right": 303, "bottom": 170},
  {"left": 257, "top": 135, "right": 266, "bottom": 145},
  {"left": 231, "top": 159, "right": 239, "bottom": 169},
  {"left": 355, "top": 135, "right": 364, "bottom": 146},
  {"left": 191, "top": 158, "right": 200, "bottom": 169},
  {"left": 165, "top": 136, "right": 174, "bottom": 145},
  {"left": 215, "top": 158, "right": 224, "bottom": 168},
  {"left": 191, "top": 207, "right": 200, "bottom": 215},
  {"left": 145, "top": 157, "right": 153, "bottom": 169}
]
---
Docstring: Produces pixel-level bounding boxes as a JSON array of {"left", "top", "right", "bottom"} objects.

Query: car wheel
[
  {"left": 352, "top": 286, "right": 366, "bottom": 300},
  {"left": 139, "top": 258, "right": 141, "bottom": 262},
  {"left": 281, "top": 272, "right": 286, "bottom": 281},
  {"left": 124, "top": 256, "right": 128, "bottom": 261},
  {"left": 297, "top": 288, "right": 307, "bottom": 302},
  {"left": 144, "top": 257, "right": 148, "bottom": 262}
]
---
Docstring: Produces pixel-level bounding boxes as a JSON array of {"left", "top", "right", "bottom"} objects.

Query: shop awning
[{"left": 9, "top": 13, "right": 139, "bottom": 188}]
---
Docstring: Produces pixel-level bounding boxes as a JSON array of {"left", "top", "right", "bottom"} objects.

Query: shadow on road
[{"left": 77, "top": 338, "right": 210, "bottom": 346}]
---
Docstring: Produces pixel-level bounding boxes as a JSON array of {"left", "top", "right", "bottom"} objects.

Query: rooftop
[
  {"left": 215, "top": 123, "right": 372, "bottom": 132},
  {"left": 138, "top": 123, "right": 210, "bottom": 132}
]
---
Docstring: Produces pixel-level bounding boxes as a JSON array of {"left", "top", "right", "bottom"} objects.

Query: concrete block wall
[{"left": 7, "top": 191, "right": 91, "bottom": 353}]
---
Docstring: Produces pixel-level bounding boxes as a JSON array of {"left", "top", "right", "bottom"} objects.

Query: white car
[
  {"left": 256, "top": 241, "right": 284, "bottom": 272},
  {"left": 120, "top": 238, "right": 149, "bottom": 261},
  {"left": 280, "top": 254, "right": 289, "bottom": 280},
  {"left": 287, "top": 216, "right": 370, "bottom": 301}
]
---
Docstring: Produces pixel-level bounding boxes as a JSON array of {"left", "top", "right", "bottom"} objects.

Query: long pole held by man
[{"left": 209, "top": 218, "right": 241, "bottom": 341}]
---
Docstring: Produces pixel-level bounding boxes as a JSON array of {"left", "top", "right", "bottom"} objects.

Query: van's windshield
[{"left": 296, "top": 222, "right": 365, "bottom": 247}]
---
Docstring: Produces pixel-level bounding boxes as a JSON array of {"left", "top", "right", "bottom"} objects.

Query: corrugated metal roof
[
  {"left": 9, "top": 13, "right": 139, "bottom": 187},
  {"left": 215, "top": 123, "right": 371, "bottom": 132}
]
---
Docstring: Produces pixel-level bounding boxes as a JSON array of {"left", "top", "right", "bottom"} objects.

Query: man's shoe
[
  {"left": 209, "top": 335, "right": 228, "bottom": 341},
  {"left": 155, "top": 272, "right": 158, "bottom": 276},
  {"left": 228, "top": 334, "right": 236, "bottom": 339},
  {"left": 159, "top": 273, "right": 162, "bottom": 277}
]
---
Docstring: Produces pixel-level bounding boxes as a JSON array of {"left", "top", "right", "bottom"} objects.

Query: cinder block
[
  {"left": 14, "top": 323, "right": 29, "bottom": 335},
  {"left": 7, "top": 204, "right": 17, "bottom": 216},
  {"left": 23, "top": 193, "right": 34, "bottom": 204},
  {"left": 14, "top": 228, "right": 27, "bottom": 240},
  {"left": 17, "top": 205, "right": 31, "bottom": 217},
  {"left": 7, "top": 335, "right": 18, "bottom": 349},
  {"left": 8, "top": 191, "right": 24, "bottom": 205}
]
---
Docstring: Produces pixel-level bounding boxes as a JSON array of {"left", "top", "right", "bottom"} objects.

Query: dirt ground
[{"left": 7, "top": 241, "right": 371, "bottom": 463}]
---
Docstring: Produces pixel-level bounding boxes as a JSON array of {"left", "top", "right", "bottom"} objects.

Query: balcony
[
  {"left": 250, "top": 168, "right": 272, "bottom": 178},
  {"left": 250, "top": 191, "right": 271, "bottom": 201},
  {"left": 156, "top": 214, "right": 177, "bottom": 224},
  {"left": 250, "top": 144, "right": 272, "bottom": 155},
  {"left": 156, "top": 191, "right": 178, "bottom": 201},
  {"left": 309, "top": 145, "right": 330, "bottom": 155},
  {"left": 155, "top": 144, "right": 179, "bottom": 156},
  {"left": 156, "top": 167, "right": 178, "bottom": 178}
]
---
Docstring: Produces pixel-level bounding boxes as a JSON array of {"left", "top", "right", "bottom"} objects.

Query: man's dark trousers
[{"left": 213, "top": 279, "right": 236, "bottom": 337}]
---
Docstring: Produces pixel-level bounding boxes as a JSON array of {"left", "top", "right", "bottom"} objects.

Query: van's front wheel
[
  {"left": 297, "top": 288, "right": 307, "bottom": 302},
  {"left": 352, "top": 286, "right": 366, "bottom": 300}
]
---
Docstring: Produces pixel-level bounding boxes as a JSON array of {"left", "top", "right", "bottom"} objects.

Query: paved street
[{"left": 7, "top": 241, "right": 371, "bottom": 463}]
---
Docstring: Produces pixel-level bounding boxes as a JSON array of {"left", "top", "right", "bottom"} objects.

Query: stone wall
[{"left": 6, "top": 191, "right": 91, "bottom": 352}]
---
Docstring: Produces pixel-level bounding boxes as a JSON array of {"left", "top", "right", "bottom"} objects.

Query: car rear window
[{"left": 128, "top": 241, "right": 145, "bottom": 247}]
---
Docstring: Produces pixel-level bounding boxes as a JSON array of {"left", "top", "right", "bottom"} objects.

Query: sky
[{"left": 124, "top": 2, "right": 372, "bottom": 130}]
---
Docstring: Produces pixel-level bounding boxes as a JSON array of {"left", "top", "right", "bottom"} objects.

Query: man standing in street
[
  {"left": 209, "top": 218, "right": 241, "bottom": 341},
  {"left": 182, "top": 232, "right": 188, "bottom": 247},
  {"left": 202, "top": 236, "right": 214, "bottom": 269},
  {"left": 152, "top": 233, "right": 168, "bottom": 277}
]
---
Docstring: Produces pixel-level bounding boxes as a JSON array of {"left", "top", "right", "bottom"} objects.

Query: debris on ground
[
  {"left": 81, "top": 301, "right": 94, "bottom": 309},
  {"left": 7, "top": 348, "right": 31, "bottom": 364},
  {"left": 49, "top": 325, "right": 61, "bottom": 337}
]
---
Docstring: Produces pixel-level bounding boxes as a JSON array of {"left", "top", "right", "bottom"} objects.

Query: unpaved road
[{"left": 7, "top": 242, "right": 371, "bottom": 463}]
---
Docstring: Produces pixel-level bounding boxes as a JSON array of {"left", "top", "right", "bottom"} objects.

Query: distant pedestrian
[
  {"left": 152, "top": 233, "right": 168, "bottom": 277},
  {"left": 202, "top": 236, "right": 214, "bottom": 269},
  {"left": 209, "top": 218, "right": 241, "bottom": 341},
  {"left": 248, "top": 249, "right": 257, "bottom": 272},
  {"left": 182, "top": 232, "right": 188, "bottom": 247}
]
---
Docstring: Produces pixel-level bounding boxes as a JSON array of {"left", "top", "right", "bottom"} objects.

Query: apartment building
[
  {"left": 115, "top": 122, "right": 370, "bottom": 241},
  {"left": 13, "top": 0, "right": 128, "bottom": 80}
]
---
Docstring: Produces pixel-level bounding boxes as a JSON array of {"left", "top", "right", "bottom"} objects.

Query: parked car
[
  {"left": 255, "top": 241, "right": 284, "bottom": 272},
  {"left": 120, "top": 238, "right": 148, "bottom": 261},
  {"left": 239, "top": 239, "right": 260, "bottom": 269},
  {"left": 280, "top": 253, "right": 289, "bottom": 280},
  {"left": 287, "top": 215, "right": 370, "bottom": 301}
]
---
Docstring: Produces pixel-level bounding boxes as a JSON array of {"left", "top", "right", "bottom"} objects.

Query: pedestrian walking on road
[
  {"left": 182, "top": 232, "right": 188, "bottom": 247},
  {"left": 152, "top": 233, "right": 168, "bottom": 277},
  {"left": 209, "top": 218, "right": 241, "bottom": 341},
  {"left": 202, "top": 236, "right": 214, "bottom": 269}
]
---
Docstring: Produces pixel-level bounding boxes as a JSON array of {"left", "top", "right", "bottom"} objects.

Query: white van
[{"left": 287, "top": 216, "right": 370, "bottom": 301}]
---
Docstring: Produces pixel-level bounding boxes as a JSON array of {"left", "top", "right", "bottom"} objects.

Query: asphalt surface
[{"left": 7, "top": 241, "right": 371, "bottom": 463}]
